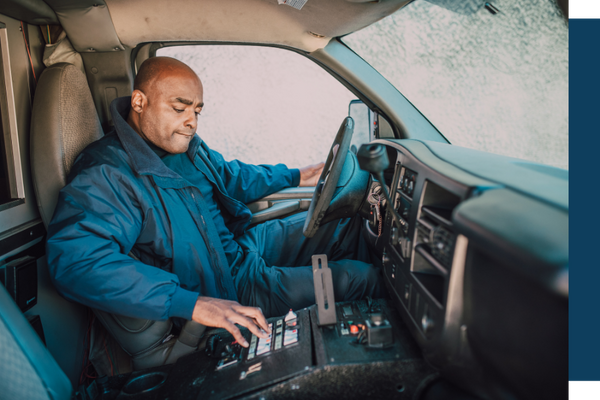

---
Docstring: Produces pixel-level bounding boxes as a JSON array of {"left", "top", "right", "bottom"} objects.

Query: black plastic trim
[
  {"left": 0, "top": 220, "right": 45, "bottom": 258},
  {"left": 0, "top": 198, "right": 25, "bottom": 212}
]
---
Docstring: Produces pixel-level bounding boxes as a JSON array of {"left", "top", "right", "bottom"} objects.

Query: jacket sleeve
[
  {"left": 46, "top": 164, "right": 198, "bottom": 321},
  {"left": 205, "top": 147, "right": 301, "bottom": 204}
]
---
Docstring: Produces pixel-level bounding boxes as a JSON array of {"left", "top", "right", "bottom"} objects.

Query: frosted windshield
[{"left": 343, "top": 0, "right": 568, "bottom": 170}]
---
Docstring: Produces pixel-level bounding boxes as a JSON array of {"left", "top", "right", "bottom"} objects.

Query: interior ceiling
[
  {"left": 1, "top": 0, "right": 568, "bottom": 52},
  {"left": 0, "top": 0, "right": 409, "bottom": 52},
  {"left": 104, "top": 0, "right": 410, "bottom": 51},
  {"left": 2, "top": 0, "right": 411, "bottom": 51}
]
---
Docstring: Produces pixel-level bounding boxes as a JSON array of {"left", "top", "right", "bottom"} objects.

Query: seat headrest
[{"left": 30, "top": 63, "right": 103, "bottom": 228}]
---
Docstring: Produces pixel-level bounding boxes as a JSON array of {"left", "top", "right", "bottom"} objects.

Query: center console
[{"left": 105, "top": 299, "right": 435, "bottom": 400}]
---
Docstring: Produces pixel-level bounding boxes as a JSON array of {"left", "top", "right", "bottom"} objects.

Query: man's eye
[{"left": 174, "top": 108, "right": 184, "bottom": 113}]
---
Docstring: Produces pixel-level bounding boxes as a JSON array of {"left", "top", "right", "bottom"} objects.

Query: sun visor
[
  {"left": 0, "top": 0, "right": 59, "bottom": 25},
  {"left": 43, "top": 0, "right": 124, "bottom": 52}
]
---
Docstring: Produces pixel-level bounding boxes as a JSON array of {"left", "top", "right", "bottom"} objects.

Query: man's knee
[
  {"left": 328, "top": 260, "right": 384, "bottom": 301},
  {"left": 235, "top": 261, "right": 317, "bottom": 318}
]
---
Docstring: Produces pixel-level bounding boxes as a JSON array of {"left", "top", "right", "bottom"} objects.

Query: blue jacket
[{"left": 46, "top": 97, "right": 300, "bottom": 321}]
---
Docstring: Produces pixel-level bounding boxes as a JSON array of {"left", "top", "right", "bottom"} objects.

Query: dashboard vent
[
  {"left": 431, "top": 225, "right": 456, "bottom": 268},
  {"left": 416, "top": 181, "right": 461, "bottom": 271},
  {"left": 419, "top": 206, "right": 457, "bottom": 269}
]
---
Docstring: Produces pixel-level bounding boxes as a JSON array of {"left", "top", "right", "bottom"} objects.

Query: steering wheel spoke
[{"left": 303, "top": 117, "right": 368, "bottom": 238}]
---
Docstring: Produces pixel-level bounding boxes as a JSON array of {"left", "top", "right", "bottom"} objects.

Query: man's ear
[{"left": 130, "top": 90, "right": 147, "bottom": 114}]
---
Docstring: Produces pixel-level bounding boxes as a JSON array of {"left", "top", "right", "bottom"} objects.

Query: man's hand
[
  {"left": 192, "top": 297, "right": 270, "bottom": 347},
  {"left": 299, "top": 162, "right": 325, "bottom": 187}
]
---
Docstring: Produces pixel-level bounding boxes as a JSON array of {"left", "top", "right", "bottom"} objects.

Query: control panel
[
  {"left": 388, "top": 166, "right": 417, "bottom": 260},
  {"left": 248, "top": 309, "right": 299, "bottom": 360},
  {"left": 399, "top": 168, "right": 417, "bottom": 198},
  {"left": 332, "top": 299, "right": 393, "bottom": 349},
  {"left": 384, "top": 161, "right": 463, "bottom": 351},
  {"left": 108, "top": 298, "right": 432, "bottom": 400},
  {"left": 199, "top": 309, "right": 312, "bottom": 399},
  {"left": 208, "top": 309, "right": 302, "bottom": 375}
]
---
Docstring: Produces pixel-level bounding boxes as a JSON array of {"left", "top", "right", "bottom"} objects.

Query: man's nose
[{"left": 185, "top": 111, "right": 197, "bottom": 131}]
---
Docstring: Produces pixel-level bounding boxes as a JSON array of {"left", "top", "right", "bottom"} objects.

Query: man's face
[{"left": 135, "top": 71, "right": 204, "bottom": 154}]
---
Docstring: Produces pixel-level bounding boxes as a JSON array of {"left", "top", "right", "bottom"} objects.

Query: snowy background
[{"left": 160, "top": 0, "right": 568, "bottom": 170}]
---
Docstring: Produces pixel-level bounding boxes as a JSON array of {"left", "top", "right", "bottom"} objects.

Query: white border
[{"left": 570, "top": 0, "right": 600, "bottom": 19}]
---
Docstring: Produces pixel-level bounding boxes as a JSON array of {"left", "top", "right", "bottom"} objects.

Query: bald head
[
  {"left": 134, "top": 57, "right": 201, "bottom": 94},
  {"left": 127, "top": 57, "right": 204, "bottom": 154}
]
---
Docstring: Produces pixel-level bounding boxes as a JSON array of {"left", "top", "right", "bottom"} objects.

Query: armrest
[
  {"left": 250, "top": 200, "right": 301, "bottom": 225},
  {"left": 260, "top": 187, "right": 315, "bottom": 201}
]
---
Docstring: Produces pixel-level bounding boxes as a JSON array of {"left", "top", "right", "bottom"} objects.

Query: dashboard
[{"left": 361, "top": 139, "right": 568, "bottom": 400}]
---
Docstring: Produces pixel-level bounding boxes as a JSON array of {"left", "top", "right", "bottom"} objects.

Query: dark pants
[{"left": 233, "top": 212, "right": 385, "bottom": 318}]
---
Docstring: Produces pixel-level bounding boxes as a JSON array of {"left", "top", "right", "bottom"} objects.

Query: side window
[{"left": 157, "top": 45, "right": 358, "bottom": 167}]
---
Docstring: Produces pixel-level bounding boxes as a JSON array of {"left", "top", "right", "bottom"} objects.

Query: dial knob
[{"left": 421, "top": 313, "right": 435, "bottom": 335}]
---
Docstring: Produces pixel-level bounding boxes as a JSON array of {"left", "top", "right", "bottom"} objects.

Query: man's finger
[
  {"left": 254, "top": 311, "right": 270, "bottom": 334},
  {"left": 222, "top": 321, "right": 248, "bottom": 347},
  {"left": 236, "top": 305, "right": 270, "bottom": 333},
  {"left": 229, "top": 312, "right": 268, "bottom": 339}
]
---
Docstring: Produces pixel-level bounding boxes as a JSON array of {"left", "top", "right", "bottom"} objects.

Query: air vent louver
[{"left": 431, "top": 226, "right": 456, "bottom": 268}]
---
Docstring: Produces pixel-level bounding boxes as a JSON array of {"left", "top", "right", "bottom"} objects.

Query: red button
[{"left": 350, "top": 325, "right": 359, "bottom": 334}]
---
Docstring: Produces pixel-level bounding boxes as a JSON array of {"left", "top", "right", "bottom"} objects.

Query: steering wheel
[{"left": 303, "top": 117, "right": 355, "bottom": 238}]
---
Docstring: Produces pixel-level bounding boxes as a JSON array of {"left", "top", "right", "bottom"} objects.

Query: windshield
[{"left": 343, "top": 0, "right": 568, "bottom": 170}]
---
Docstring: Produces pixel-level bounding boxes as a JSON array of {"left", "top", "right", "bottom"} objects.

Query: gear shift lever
[{"left": 357, "top": 143, "right": 389, "bottom": 174}]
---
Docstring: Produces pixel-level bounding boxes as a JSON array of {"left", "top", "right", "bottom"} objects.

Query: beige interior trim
[
  {"left": 104, "top": 0, "right": 409, "bottom": 52},
  {"left": 44, "top": 0, "right": 125, "bottom": 52},
  {"left": 0, "top": 25, "right": 25, "bottom": 199}
]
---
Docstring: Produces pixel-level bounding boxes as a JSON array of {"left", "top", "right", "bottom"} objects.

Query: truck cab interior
[{"left": 0, "top": 0, "right": 568, "bottom": 399}]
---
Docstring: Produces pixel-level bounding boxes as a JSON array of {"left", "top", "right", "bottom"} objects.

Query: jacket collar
[{"left": 110, "top": 96, "right": 203, "bottom": 178}]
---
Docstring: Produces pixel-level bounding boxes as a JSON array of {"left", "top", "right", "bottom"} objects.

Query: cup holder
[{"left": 122, "top": 371, "right": 168, "bottom": 395}]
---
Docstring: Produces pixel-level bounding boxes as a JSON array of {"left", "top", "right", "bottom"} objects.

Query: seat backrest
[{"left": 30, "top": 63, "right": 104, "bottom": 227}]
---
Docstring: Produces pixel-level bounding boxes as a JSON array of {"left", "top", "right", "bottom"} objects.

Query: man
[{"left": 47, "top": 57, "right": 382, "bottom": 347}]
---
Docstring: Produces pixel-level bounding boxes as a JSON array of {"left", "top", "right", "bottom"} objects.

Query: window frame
[
  {"left": 132, "top": 41, "right": 408, "bottom": 142},
  {"left": 146, "top": 42, "right": 380, "bottom": 165},
  {"left": 0, "top": 22, "right": 25, "bottom": 212}
]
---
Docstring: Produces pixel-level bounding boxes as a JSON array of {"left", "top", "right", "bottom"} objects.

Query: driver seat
[{"left": 30, "top": 62, "right": 204, "bottom": 372}]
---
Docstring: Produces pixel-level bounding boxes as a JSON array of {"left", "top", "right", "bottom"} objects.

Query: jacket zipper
[
  {"left": 189, "top": 189, "right": 229, "bottom": 297},
  {"left": 192, "top": 155, "right": 252, "bottom": 235}
]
